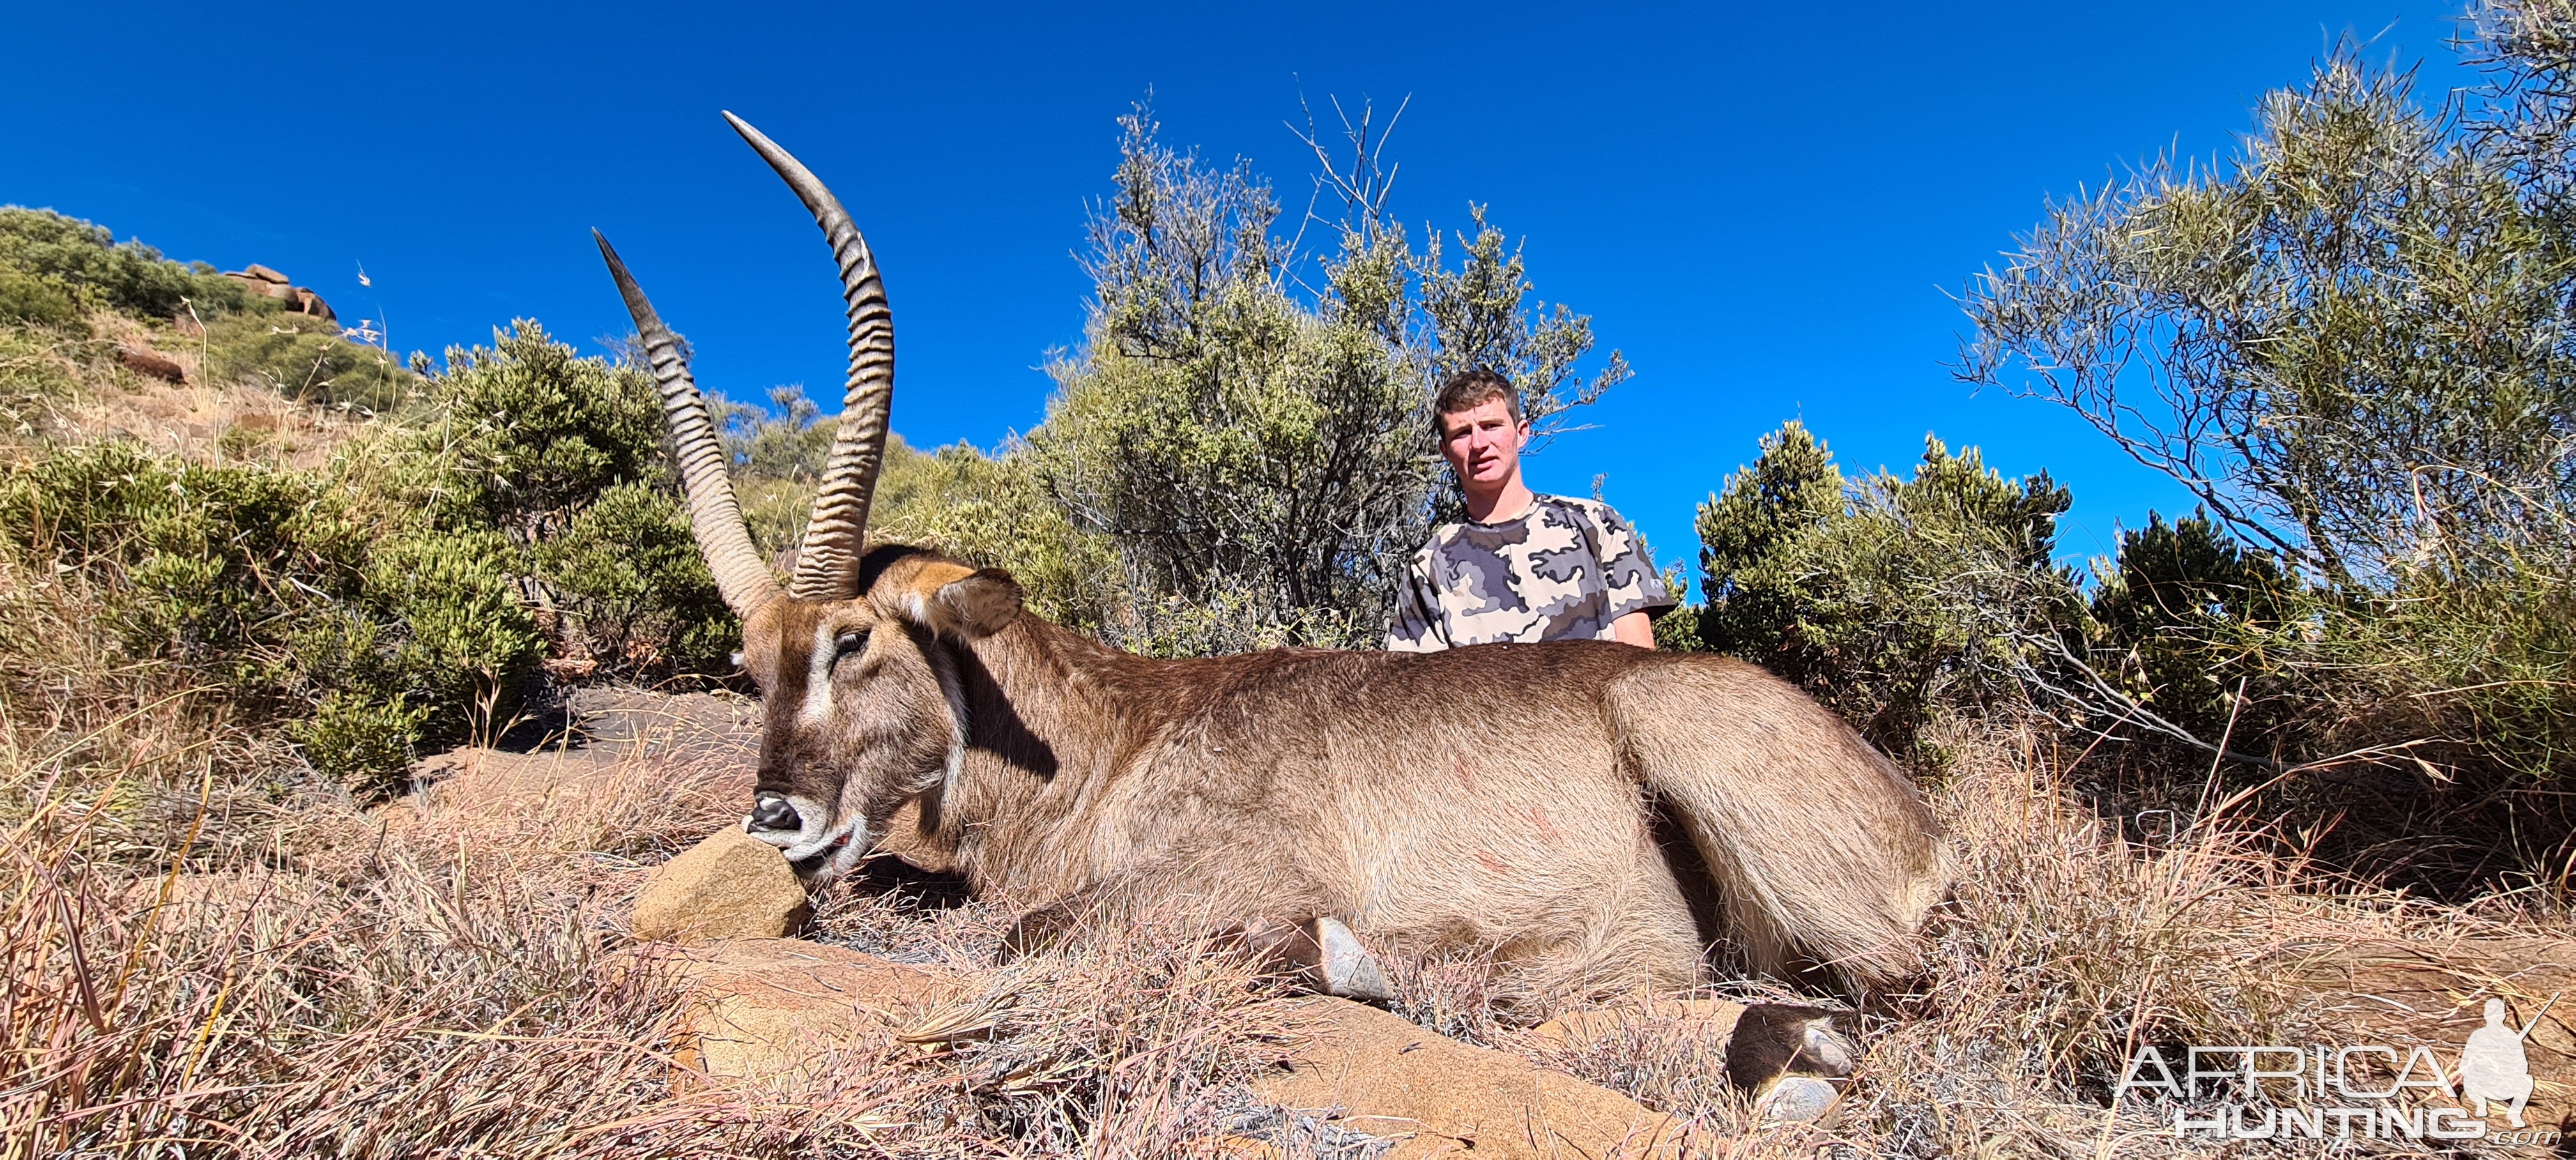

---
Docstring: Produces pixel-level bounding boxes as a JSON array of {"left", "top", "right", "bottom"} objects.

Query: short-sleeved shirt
[{"left": 1385, "top": 494, "right": 1675, "bottom": 652}]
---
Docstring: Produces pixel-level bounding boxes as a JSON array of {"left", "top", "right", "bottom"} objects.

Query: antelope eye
[{"left": 830, "top": 629, "right": 869, "bottom": 668}]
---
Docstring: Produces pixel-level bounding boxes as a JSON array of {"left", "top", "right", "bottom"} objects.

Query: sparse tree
[
  {"left": 1957, "top": 3, "right": 2576, "bottom": 787},
  {"left": 1029, "top": 102, "right": 1629, "bottom": 647}
]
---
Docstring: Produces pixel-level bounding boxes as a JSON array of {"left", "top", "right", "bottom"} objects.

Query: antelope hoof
[
  {"left": 1724, "top": 1003, "right": 1855, "bottom": 1091},
  {"left": 1312, "top": 916, "right": 1393, "bottom": 1003},
  {"left": 1237, "top": 916, "right": 1394, "bottom": 1004}
]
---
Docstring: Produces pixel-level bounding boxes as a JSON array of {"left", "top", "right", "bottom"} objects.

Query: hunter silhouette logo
[
  {"left": 2114, "top": 989, "right": 2563, "bottom": 1143},
  {"left": 2460, "top": 993, "right": 2556, "bottom": 1129}
]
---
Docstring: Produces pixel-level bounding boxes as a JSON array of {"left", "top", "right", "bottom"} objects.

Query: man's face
[{"left": 1438, "top": 397, "right": 1528, "bottom": 490}]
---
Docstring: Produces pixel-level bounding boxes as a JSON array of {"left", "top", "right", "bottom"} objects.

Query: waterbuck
[{"left": 595, "top": 114, "right": 1947, "bottom": 993}]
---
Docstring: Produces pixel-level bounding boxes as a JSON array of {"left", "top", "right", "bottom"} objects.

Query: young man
[{"left": 1386, "top": 369, "right": 1673, "bottom": 652}]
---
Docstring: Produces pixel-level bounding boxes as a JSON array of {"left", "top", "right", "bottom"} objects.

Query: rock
[
  {"left": 290, "top": 286, "right": 334, "bottom": 323},
  {"left": 115, "top": 344, "right": 187, "bottom": 384},
  {"left": 1756, "top": 1074, "right": 1841, "bottom": 1123},
  {"left": 1254, "top": 996, "right": 1684, "bottom": 1159},
  {"left": 236, "top": 263, "right": 289, "bottom": 284},
  {"left": 631, "top": 826, "right": 811, "bottom": 944},
  {"left": 655, "top": 938, "right": 960, "bottom": 1087},
  {"left": 1526, "top": 996, "right": 1747, "bottom": 1050}
]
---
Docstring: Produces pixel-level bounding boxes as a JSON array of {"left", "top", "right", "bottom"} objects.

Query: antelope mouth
[
  {"left": 786, "top": 825, "right": 859, "bottom": 874},
  {"left": 760, "top": 813, "right": 867, "bottom": 884},
  {"left": 746, "top": 795, "right": 858, "bottom": 866}
]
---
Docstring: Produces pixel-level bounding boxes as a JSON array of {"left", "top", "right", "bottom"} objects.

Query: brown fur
[{"left": 743, "top": 546, "right": 1946, "bottom": 993}]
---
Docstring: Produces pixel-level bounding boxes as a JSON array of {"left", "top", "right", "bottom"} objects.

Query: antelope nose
[{"left": 749, "top": 797, "right": 801, "bottom": 832}]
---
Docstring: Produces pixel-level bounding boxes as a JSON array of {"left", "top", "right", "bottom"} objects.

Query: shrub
[
  {"left": 1695, "top": 422, "right": 2082, "bottom": 759},
  {"left": 536, "top": 482, "right": 732, "bottom": 675},
  {"left": 205, "top": 310, "right": 415, "bottom": 413},
  {"left": 1026, "top": 104, "right": 1624, "bottom": 648},
  {"left": 0, "top": 442, "right": 535, "bottom": 792},
  {"left": 0, "top": 206, "right": 255, "bottom": 319},
  {"left": 871, "top": 437, "right": 1124, "bottom": 636},
  {"left": 0, "top": 268, "right": 81, "bottom": 328},
  {"left": 2087, "top": 512, "right": 2301, "bottom": 747},
  {"left": 362, "top": 527, "right": 542, "bottom": 732},
  {"left": 418, "top": 321, "right": 666, "bottom": 536},
  {"left": 291, "top": 691, "right": 430, "bottom": 787}
]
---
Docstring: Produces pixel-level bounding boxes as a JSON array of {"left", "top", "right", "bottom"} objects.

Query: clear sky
[{"left": 4, "top": 1, "right": 2480, "bottom": 587}]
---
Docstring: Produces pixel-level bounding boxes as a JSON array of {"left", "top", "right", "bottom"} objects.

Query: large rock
[
  {"left": 1254, "top": 996, "right": 1685, "bottom": 1159},
  {"left": 115, "top": 344, "right": 187, "bottom": 385},
  {"left": 657, "top": 938, "right": 959, "bottom": 1087},
  {"left": 1527, "top": 996, "right": 1747, "bottom": 1050},
  {"left": 290, "top": 286, "right": 335, "bottom": 323},
  {"left": 631, "top": 826, "right": 811, "bottom": 943}
]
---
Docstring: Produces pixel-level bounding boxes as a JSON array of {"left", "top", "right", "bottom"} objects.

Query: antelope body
[{"left": 599, "top": 114, "right": 1947, "bottom": 991}]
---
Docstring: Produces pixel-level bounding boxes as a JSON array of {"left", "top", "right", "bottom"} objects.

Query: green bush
[
  {"left": 290, "top": 691, "right": 429, "bottom": 788},
  {"left": 206, "top": 312, "right": 415, "bottom": 413},
  {"left": 0, "top": 441, "right": 541, "bottom": 794},
  {"left": 362, "top": 528, "right": 542, "bottom": 726},
  {"left": 1956, "top": 10, "right": 2576, "bottom": 790},
  {"left": 537, "top": 482, "right": 732, "bottom": 674},
  {"left": 1023, "top": 105, "right": 1623, "bottom": 648},
  {"left": 0, "top": 269, "right": 82, "bottom": 329},
  {"left": 0, "top": 206, "right": 256, "bottom": 319},
  {"left": 1696, "top": 422, "right": 2082, "bottom": 759},
  {"left": 2089, "top": 512, "right": 2300, "bottom": 745},
  {"left": 418, "top": 321, "right": 667, "bottom": 535}
]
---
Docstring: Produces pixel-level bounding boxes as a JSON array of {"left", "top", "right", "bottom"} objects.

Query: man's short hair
[{"left": 1434, "top": 369, "right": 1521, "bottom": 425}]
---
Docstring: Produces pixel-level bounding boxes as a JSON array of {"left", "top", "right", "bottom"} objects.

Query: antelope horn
[
  {"left": 594, "top": 231, "right": 784, "bottom": 619},
  {"left": 724, "top": 111, "right": 894, "bottom": 602}
]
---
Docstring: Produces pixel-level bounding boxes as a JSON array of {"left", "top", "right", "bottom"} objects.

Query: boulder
[
  {"left": 657, "top": 938, "right": 960, "bottom": 1087},
  {"left": 1254, "top": 996, "right": 1685, "bottom": 1159},
  {"left": 290, "top": 286, "right": 335, "bottom": 323},
  {"left": 236, "top": 263, "right": 289, "bottom": 284},
  {"left": 1527, "top": 995, "right": 1747, "bottom": 1049},
  {"left": 114, "top": 344, "right": 187, "bottom": 385},
  {"left": 631, "top": 826, "right": 811, "bottom": 944}
]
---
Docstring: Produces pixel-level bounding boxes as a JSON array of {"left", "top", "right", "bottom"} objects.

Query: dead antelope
[{"left": 595, "top": 114, "right": 1947, "bottom": 994}]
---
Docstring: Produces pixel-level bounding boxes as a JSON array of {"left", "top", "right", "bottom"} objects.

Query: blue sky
[{"left": 5, "top": 1, "right": 2480, "bottom": 589}]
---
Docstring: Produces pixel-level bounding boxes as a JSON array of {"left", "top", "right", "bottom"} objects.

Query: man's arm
[
  {"left": 1576, "top": 499, "right": 1674, "bottom": 650},
  {"left": 1383, "top": 553, "right": 1450, "bottom": 652}
]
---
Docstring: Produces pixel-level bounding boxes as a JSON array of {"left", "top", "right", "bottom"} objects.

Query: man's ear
[{"left": 875, "top": 558, "right": 1023, "bottom": 639}]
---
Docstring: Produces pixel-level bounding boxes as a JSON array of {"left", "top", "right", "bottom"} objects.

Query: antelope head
[{"left": 597, "top": 114, "right": 1022, "bottom": 885}]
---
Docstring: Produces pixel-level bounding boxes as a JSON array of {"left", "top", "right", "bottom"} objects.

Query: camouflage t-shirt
[{"left": 1385, "top": 494, "right": 1675, "bottom": 652}]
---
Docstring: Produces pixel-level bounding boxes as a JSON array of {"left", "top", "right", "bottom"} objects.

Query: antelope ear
[{"left": 876, "top": 559, "right": 1023, "bottom": 639}]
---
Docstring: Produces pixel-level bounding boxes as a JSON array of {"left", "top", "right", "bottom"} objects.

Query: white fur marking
[
  {"left": 799, "top": 621, "right": 835, "bottom": 725},
  {"left": 928, "top": 644, "right": 969, "bottom": 799}
]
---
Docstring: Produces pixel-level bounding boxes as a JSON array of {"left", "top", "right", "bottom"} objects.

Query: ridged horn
[
  {"left": 724, "top": 111, "right": 894, "bottom": 602},
  {"left": 594, "top": 230, "right": 784, "bottom": 620}
]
